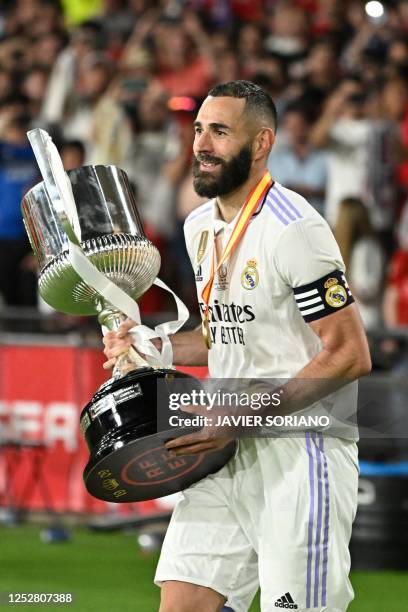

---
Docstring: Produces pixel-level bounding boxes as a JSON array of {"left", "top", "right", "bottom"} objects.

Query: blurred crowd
[{"left": 0, "top": 0, "right": 408, "bottom": 364}]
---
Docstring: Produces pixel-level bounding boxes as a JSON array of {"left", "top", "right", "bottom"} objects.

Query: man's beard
[{"left": 192, "top": 144, "right": 252, "bottom": 198}]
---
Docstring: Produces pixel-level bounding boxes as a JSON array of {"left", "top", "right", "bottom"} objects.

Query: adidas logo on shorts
[{"left": 274, "top": 592, "right": 298, "bottom": 609}]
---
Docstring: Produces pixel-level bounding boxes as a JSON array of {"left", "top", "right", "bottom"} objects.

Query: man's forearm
[
  {"left": 170, "top": 328, "right": 208, "bottom": 366},
  {"left": 277, "top": 343, "right": 371, "bottom": 416},
  {"left": 273, "top": 306, "right": 371, "bottom": 416}
]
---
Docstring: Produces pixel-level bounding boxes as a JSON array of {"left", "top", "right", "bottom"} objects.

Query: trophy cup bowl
[{"left": 22, "top": 165, "right": 235, "bottom": 502}]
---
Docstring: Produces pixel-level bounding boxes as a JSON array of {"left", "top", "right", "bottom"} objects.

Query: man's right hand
[
  {"left": 103, "top": 324, "right": 208, "bottom": 371},
  {"left": 102, "top": 319, "right": 137, "bottom": 370}
]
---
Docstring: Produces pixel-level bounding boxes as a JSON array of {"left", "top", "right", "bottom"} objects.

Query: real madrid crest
[
  {"left": 324, "top": 277, "right": 347, "bottom": 307},
  {"left": 241, "top": 259, "right": 259, "bottom": 290}
]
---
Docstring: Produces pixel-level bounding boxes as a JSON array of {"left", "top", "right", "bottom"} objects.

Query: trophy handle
[{"left": 98, "top": 308, "right": 150, "bottom": 378}]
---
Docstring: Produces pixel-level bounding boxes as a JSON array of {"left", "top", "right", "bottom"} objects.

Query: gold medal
[{"left": 201, "top": 316, "right": 212, "bottom": 349}]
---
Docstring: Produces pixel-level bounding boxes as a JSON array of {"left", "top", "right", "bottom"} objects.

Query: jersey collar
[
  {"left": 212, "top": 199, "right": 239, "bottom": 235},
  {"left": 211, "top": 181, "right": 274, "bottom": 235}
]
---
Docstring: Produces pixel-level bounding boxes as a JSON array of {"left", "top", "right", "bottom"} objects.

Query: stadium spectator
[
  {"left": 4, "top": 0, "right": 42, "bottom": 37},
  {"left": 310, "top": 77, "right": 373, "bottom": 226},
  {"left": 92, "top": 0, "right": 135, "bottom": 44},
  {"left": 386, "top": 37, "right": 408, "bottom": 74},
  {"left": 0, "top": 108, "right": 39, "bottom": 306},
  {"left": 268, "top": 101, "right": 328, "bottom": 214},
  {"left": 362, "top": 79, "right": 405, "bottom": 244},
  {"left": 0, "top": 69, "right": 14, "bottom": 103},
  {"left": 62, "top": 53, "right": 114, "bottom": 146},
  {"left": 116, "top": 83, "right": 188, "bottom": 241},
  {"left": 334, "top": 197, "right": 385, "bottom": 330},
  {"left": 30, "top": 30, "right": 67, "bottom": 70},
  {"left": 300, "top": 39, "right": 341, "bottom": 106},
  {"left": 309, "top": 0, "right": 347, "bottom": 37},
  {"left": 61, "top": 139, "right": 86, "bottom": 171},
  {"left": 383, "top": 225, "right": 408, "bottom": 328},
  {"left": 387, "top": 208, "right": 408, "bottom": 362},
  {"left": 21, "top": 66, "right": 50, "bottom": 120},
  {"left": 151, "top": 13, "right": 214, "bottom": 98},
  {"left": 264, "top": 2, "right": 310, "bottom": 61},
  {"left": 382, "top": 77, "right": 408, "bottom": 204},
  {"left": 236, "top": 22, "right": 264, "bottom": 79},
  {"left": 213, "top": 49, "right": 241, "bottom": 85},
  {"left": 0, "top": 36, "right": 28, "bottom": 73},
  {"left": 40, "top": 20, "right": 105, "bottom": 129}
]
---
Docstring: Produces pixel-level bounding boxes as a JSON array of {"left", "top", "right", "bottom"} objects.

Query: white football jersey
[{"left": 184, "top": 181, "right": 358, "bottom": 440}]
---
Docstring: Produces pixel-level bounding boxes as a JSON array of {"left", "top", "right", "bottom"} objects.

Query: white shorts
[{"left": 155, "top": 433, "right": 358, "bottom": 612}]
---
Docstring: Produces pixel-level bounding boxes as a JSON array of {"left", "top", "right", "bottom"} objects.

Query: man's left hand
[{"left": 165, "top": 405, "right": 234, "bottom": 457}]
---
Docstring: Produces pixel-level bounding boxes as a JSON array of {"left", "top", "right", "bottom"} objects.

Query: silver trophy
[
  {"left": 22, "top": 164, "right": 160, "bottom": 320},
  {"left": 21, "top": 132, "right": 235, "bottom": 502}
]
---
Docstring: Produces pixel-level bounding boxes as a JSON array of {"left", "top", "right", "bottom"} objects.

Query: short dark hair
[
  {"left": 207, "top": 80, "right": 277, "bottom": 133},
  {"left": 62, "top": 139, "right": 85, "bottom": 157},
  {"left": 284, "top": 99, "right": 314, "bottom": 123}
]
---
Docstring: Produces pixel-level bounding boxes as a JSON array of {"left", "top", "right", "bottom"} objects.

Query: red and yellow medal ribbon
[{"left": 201, "top": 170, "right": 273, "bottom": 348}]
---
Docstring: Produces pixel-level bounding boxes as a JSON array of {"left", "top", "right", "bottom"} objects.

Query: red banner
[{"left": 0, "top": 343, "right": 207, "bottom": 514}]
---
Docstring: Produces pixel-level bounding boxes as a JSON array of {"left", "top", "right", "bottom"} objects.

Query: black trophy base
[
  {"left": 80, "top": 368, "right": 236, "bottom": 502},
  {"left": 83, "top": 429, "right": 236, "bottom": 502}
]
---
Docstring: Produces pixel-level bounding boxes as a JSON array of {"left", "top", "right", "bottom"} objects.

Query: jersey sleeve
[
  {"left": 182, "top": 201, "right": 213, "bottom": 269},
  {"left": 274, "top": 216, "right": 354, "bottom": 322},
  {"left": 183, "top": 222, "right": 195, "bottom": 268}
]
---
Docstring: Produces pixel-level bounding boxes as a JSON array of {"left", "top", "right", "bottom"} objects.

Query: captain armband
[{"left": 293, "top": 270, "right": 354, "bottom": 323}]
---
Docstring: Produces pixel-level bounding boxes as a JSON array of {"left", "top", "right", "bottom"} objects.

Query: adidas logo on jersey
[
  {"left": 195, "top": 265, "right": 203, "bottom": 282},
  {"left": 274, "top": 592, "right": 298, "bottom": 609}
]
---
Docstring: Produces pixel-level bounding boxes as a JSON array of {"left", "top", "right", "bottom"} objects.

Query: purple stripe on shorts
[
  {"left": 313, "top": 432, "right": 324, "bottom": 608},
  {"left": 267, "top": 191, "right": 297, "bottom": 222},
  {"left": 273, "top": 185, "right": 303, "bottom": 219},
  {"left": 266, "top": 201, "right": 289, "bottom": 226},
  {"left": 320, "top": 435, "right": 330, "bottom": 607},
  {"left": 305, "top": 433, "right": 315, "bottom": 609}
]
